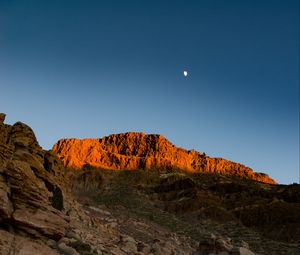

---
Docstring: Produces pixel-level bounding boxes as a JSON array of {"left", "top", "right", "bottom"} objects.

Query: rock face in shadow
[
  {"left": 0, "top": 115, "right": 68, "bottom": 254},
  {"left": 53, "top": 132, "right": 276, "bottom": 184}
]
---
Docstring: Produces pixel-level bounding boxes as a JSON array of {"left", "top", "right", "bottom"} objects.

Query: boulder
[
  {"left": 230, "top": 247, "right": 255, "bottom": 255},
  {"left": 197, "top": 235, "right": 256, "bottom": 255},
  {"left": 58, "top": 242, "right": 80, "bottom": 255},
  {"left": 0, "top": 113, "right": 5, "bottom": 123}
]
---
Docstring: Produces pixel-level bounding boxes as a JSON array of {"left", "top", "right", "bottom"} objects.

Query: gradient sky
[{"left": 0, "top": 0, "right": 299, "bottom": 184}]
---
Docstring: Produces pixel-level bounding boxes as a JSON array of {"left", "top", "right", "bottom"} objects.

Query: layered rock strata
[{"left": 0, "top": 114, "right": 68, "bottom": 254}]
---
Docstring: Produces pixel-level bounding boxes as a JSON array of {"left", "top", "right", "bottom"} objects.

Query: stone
[
  {"left": 0, "top": 229, "right": 59, "bottom": 255},
  {"left": 0, "top": 113, "right": 5, "bottom": 123},
  {"left": 119, "top": 235, "right": 138, "bottom": 253},
  {"left": 13, "top": 206, "right": 68, "bottom": 239},
  {"left": 66, "top": 230, "right": 81, "bottom": 241},
  {"left": 47, "top": 239, "right": 57, "bottom": 248},
  {"left": 238, "top": 241, "right": 249, "bottom": 249},
  {"left": 196, "top": 235, "right": 256, "bottom": 255},
  {"left": 9, "top": 122, "right": 41, "bottom": 149},
  {"left": 0, "top": 116, "right": 69, "bottom": 252},
  {"left": 150, "top": 242, "right": 162, "bottom": 254},
  {"left": 0, "top": 229, "right": 14, "bottom": 255},
  {"left": 137, "top": 242, "right": 151, "bottom": 253},
  {"left": 230, "top": 247, "right": 255, "bottom": 255},
  {"left": 215, "top": 238, "right": 233, "bottom": 252},
  {"left": 0, "top": 175, "right": 13, "bottom": 219},
  {"left": 6, "top": 159, "right": 68, "bottom": 239},
  {"left": 14, "top": 236, "right": 59, "bottom": 255},
  {"left": 58, "top": 242, "right": 80, "bottom": 255}
]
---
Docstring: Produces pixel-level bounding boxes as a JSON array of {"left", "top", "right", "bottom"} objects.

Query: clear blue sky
[{"left": 0, "top": 0, "right": 299, "bottom": 184}]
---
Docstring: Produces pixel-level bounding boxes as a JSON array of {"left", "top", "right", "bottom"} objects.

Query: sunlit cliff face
[{"left": 52, "top": 132, "right": 276, "bottom": 184}]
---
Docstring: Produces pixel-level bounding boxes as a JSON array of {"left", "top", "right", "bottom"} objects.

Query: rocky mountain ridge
[
  {"left": 53, "top": 133, "right": 276, "bottom": 184},
  {"left": 1, "top": 113, "right": 299, "bottom": 255},
  {"left": 0, "top": 113, "right": 259, "bottom": 255}
]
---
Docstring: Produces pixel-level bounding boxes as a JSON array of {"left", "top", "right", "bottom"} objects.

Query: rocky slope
[
  {"left": 53, "top": 133, "right": 276, "bottom": 184},
  {"left": 76, "top": 169, "right": 300, "bottom": 254},
  {"left": 1, "top": 113, "right": 299, "bottom": 255}
]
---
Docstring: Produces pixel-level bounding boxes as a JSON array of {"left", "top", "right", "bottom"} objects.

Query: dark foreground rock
[{"left": 0, "top": 117, "right": 69, "bottom": 254}]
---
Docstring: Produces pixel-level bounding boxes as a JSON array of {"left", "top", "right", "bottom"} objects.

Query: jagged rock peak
[{"left": 53, "top": 132, "right": 277, "bottom": 184}]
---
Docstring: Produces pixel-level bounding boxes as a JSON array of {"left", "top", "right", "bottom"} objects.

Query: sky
[{"left": 0, "top": 0, "right": 299, "bottom": 184}]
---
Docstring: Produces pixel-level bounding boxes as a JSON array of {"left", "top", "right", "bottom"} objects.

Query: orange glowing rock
[{"left": 52, "top": 132, "right": 276, "bottom": 184}]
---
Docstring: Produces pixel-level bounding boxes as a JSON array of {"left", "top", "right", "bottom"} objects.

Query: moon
[{"left": 183, "top": 70, "right": 188, "bottom": 77}]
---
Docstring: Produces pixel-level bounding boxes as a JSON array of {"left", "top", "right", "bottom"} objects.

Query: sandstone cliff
[
  {"left": 0, "top": 113, "right": 69, "bottom": 254},
  {"left": 53, "top": 132, "right": 276, "bottom": 184}
]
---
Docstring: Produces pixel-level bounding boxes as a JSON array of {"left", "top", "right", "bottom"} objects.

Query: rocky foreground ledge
[{"left": 53, "top": 133, "right": 276, "bottom": 184}]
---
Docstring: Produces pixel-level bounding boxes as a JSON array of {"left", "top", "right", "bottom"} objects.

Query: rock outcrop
[
  {"left": 53, "top": 132, "right": 276, "bottom": 184},
  {"left": 0, "top": 115, "right": 69, "bottom": 254},
  {"left": 1, "top": 113, "right": 299, "bottom": 255},
  {"left": 0, "top": 114, "right": 257, "bottom": 255}
]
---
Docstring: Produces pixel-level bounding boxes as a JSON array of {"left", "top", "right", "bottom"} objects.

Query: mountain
[
  {"left": 1, "top": 113, "right": 299, "bottom": 255},
  {"left": 53, "top": 132, "right": 276, "bottom": 184}
]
